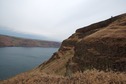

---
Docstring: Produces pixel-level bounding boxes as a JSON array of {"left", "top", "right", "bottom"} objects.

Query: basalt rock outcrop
[
  {"left": 71, "top": 14, "right": 126, "bottom": 73},
  {"left": 39, "top": 13, "right": 126, "bottom": 76}
]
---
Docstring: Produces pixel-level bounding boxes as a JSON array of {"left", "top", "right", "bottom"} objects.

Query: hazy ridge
[{"left": 0, "top": 34, "right": 61, "bottom": 48}]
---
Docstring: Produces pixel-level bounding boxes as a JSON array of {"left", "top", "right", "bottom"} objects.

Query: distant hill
[{"left": 0, "top": 34, "right": 61, "bottom": 47}]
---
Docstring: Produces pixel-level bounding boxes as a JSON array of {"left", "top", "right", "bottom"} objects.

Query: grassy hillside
[{"left": 38, "top": 13, "right": 126, "bottom": 76}]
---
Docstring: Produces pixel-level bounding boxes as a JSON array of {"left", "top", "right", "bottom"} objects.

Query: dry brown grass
[{"left": 0, "top": 69, "right": 126, "bottom": 84}]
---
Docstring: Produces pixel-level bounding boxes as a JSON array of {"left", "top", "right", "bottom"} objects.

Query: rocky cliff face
[
  {"left": 71, "top": 14, "right": 126, "bottom": 73},
  {"left": 39, "top": 13, "right": 126, "bottom": 76}
]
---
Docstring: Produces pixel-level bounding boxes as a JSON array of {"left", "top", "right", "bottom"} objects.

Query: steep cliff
[
  {"left": 70, "top": 14, "right": 126, "bottom": 73},
  {"left": 38, "top": 13, "right": 126, "bottom": 76}
]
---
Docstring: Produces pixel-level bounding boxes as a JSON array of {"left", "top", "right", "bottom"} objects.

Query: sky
[{"left": 0, "top": 0, "right": 126, "bottom": 41}]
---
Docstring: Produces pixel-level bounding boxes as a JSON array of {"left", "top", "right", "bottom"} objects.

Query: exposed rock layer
[{"left": 72, "top": 14, "right": 126, "bottom": 73}]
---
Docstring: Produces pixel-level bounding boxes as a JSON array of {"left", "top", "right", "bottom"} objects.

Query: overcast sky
[{"left": 0, "top": 0, "right": 126, "bottom": 41}]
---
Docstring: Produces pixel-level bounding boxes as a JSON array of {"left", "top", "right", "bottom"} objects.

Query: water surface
[{"left": 0, "top": 47, "right": 58, "bottom": 80}]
